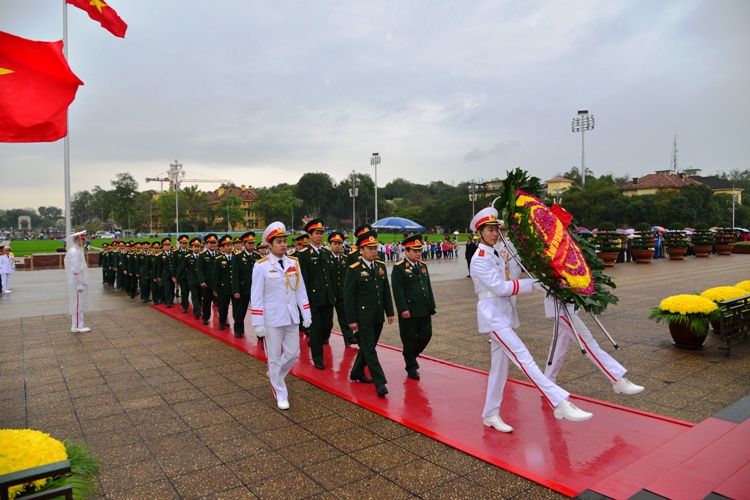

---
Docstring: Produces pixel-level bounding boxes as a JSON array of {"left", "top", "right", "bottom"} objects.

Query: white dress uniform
[
  {"left": 543, "top": 296, "right": 626, "bottom": 385},
  {"left": 64, "top": 232, "right": 92, "bottom": 332},
  {"left": 251, "top": 222, "right": 312, "bottom": 408},
  {"left": 0, "top": 248, "right": 15, "bottom": 293},
  {"left": 471, "top": 242, "right": 570, "bottom": 418}
]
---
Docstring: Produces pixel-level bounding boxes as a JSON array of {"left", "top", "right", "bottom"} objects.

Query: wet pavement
[{"left": 1, "top": 254, "right": 749, "bottom": 499}]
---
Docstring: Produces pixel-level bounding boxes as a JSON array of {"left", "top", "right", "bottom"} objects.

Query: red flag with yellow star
[
  {"left": 0, "top": 31, "right": 84, "bottom": 143},
  {"left": 66, "top": 0, "right": 128, "bottom": 38}
]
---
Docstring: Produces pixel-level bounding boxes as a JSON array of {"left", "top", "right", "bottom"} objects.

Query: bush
[
  {"left": 598, "top": 221, "right": 617, "bottom": 231},
  {"left": 594, "top": 230, "right": 621, "bottom": 252},
  {"left": 632, "top": 222, "right": 655, "bottom": 250},
  {"left": 694, "top": 222, "right": 710, "bottom": 231},
  {"left": 668, "top": 222, "right": 685, "bottom": 231},
  {"left": 634, "top": 222, "right": 652, "bottom": 232},
  {"left": 664, "top": 228, "right": 689, "bottom": 248},
  {"left": 692, "top": 224, "right": 715, "bottom": 246}
]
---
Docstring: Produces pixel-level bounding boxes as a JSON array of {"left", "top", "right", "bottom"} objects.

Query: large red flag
[
  {"left": 66, "top": 0, "right": 128, "bottom": 38},
  {"left": 0, "top": 31, "right": 84, "bottom": 143}
]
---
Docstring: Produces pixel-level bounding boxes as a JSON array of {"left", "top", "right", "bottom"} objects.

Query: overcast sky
[{"left": 1, "top": 0, "right": 748, "bottom": 210}]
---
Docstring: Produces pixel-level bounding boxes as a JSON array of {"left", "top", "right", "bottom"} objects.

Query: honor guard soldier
[
  {"left": 197, "top": 234, "right": 219, "bottom": 325},
  {"left": 115, "top": 241, "right": 125, "bottom": 290},
  {"left": 346, "top": 224, "right": 372, "bottom": 266},
  {"left": 213, "top": 235, "right": 234, "bottom": 330},
  {"left": 232, "top": 231, "right": 256, "bottom": 339},
  {"left": 251, "top": 222, "right": 312, "bottom": 410},
  {"left": 257, "top": 241, "right": 268, "bottom": 256},
  {"left": 290, "top": 234, "right": 309, "bottom": 256},
  {"left": 233, "top": 236, "right": 243, "bottom": 253},
  {"left": 470, "top": 207, "right": 592, "bottom": 433},
  {"left": 131, "top": 242, "right": 144, "bottom": 299},
  {"left": 122, "top": 242, "right": 133, "bottom": 293},
  {"left": 183, "top": 238, "right": 203, "bottom": 318},
  {"left": 173, "top": 235, "right": 191, "bottom": 313},
  {"left": 344, "top": 230, "right": 395, "bottom": 397},
  {"left": 100, "top": 243, "right": 109, "bottom": 284},
  {"left": 139, "top": 241, "right": 152, "bottom": 302},
  {"left": 155, "top": 237, "right": 175, "bottom": 307},
  {"left": 298, "top": 219, "right": 336, "bottom": 370},
  {"left": 391, "top": 235, "right": 436, "bottom": 380},
  {"left": 328, "top": 231, "right": 357, "bottom": 347}
]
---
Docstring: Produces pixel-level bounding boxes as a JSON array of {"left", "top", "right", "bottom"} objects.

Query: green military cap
[
  {"left": 305, "top": 219, "right": 325, "bottom": 233},
  {"left": 403, "top": 234, "right": 423, "bottom": 250},
  {"left": 356, "top": 229, "right": 379, "bottom": 248},
  {"left": 328, "top": 231, "right": 344, "bottom": 243},
  {"left": 204, "top": 233, "right": 218, "bottom": 243},
  {"left": 219, "top": 234, "right": 233, "bottom": 246},
  {"left": 354, "top": 224, "right": 372, "bottom": 238},
  {"left": 240, "top": 231, "right": 256, "bottom": 241},
  {"left": 189, "top": 237, "right": 201, "bottom": 246},
  {"left": 178, "top": 234, "right": 190, "bottom": 243}
]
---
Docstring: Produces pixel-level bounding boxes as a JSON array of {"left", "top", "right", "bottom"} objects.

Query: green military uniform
[
  {"left": 231, "top": 231, "right": 257, "bottom": 338},
  {"left": 212, "top": 235, "right": 234, "bottom": 330},
  {"left": 344, "top": 230, "right": 394, "bottom": 396},
  {"left": 196, "top": 233, "right": 219, "bottom": 324},
  {"left": 173, "top": 235, "right": 191, "bottom": 313},
  {"left": 100, "top": 244, "right": 109, "bottom": 284},
  {"left": 328, "top": 231, "right": 356, "bottom": 346},
  {"left": 298, "top": 220, "right": 336, "bottom": 369},
  {"left": 391, "top": 235, "right": 436, "bottom": 378},
  {"left": 128, "top": 244, "right": 141, "bottom": 299},
  {"left": 115, "top": 243, "right": 126, "bottom": 290},
  {"left": 149, "top": 243, "right": 163, "bottom": 304},
  {"left": 122, "top": 243, "right": 134, "bottom": 294},
  {"left": 139, "top": 245, "right": 151, "bottom": 302},
  {"left": 184, "top": 238, "right": 203, "bottom": 318},
  {"left": 156, "top": 238, "right": 175, "bottom": 307}
]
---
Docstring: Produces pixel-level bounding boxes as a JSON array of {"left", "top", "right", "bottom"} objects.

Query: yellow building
[
  {"left": 207, "top": 185, "right": 264, "bottom": 230},
  {"left": 545, "top": 177, "right": 575, "bottom": 198},
  {"left": 619, "top": 173, "right": 700, "bottom": 197}
]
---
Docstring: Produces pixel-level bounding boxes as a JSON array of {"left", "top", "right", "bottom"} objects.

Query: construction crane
[{"left": 145, "top": 174, "right": 233, "bottom": 192}]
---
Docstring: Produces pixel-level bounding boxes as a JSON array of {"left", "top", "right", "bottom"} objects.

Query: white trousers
[
  {"left": 544, "top": 313, "right": 626, "bottom": 384},
  {"left": 1, "top": 273, "right": 10, "bottom": 292},
  {"left": 263, "top": 324, "right": 300, "bottom": 402},
  {"left": 71, "top": 290, "right": 85, "bottom": 329},
  {"left": 483, "top": 329, "right": 569, "bottom": 418}
]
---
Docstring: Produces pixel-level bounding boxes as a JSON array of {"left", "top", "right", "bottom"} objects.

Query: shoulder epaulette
[
  {"left": 420, "top": 259, "right": 427, "bottom": 264},
  {"left": 349, "top": 261, "right": 361, "bottom": 268},
  {"left": 200, "top": 249, "right": 207, "bottom": 254},
  {"left": 257, "top": 256, "right": 269, "bottom": 263},
  {"left": 233, "top": 250, "right": 242, "bottom": 255},
  {"left": 375, "top": 260, "right": 385, "bottom": 264},
  {"left": 288, "top": 255, "right": 299, "bottom": 261},
  {"left": 395, "top": 260, "right": 404, "bottom": 266}
]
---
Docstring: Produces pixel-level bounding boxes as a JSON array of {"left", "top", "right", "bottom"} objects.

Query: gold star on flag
[
  {"left": 0, "top": 67, "right": 13, "bottom": 75},
  {"left": 89, "top": 0, "right": 109, "bottom": 14}
]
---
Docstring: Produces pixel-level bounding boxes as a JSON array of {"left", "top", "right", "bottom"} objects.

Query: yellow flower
[
  {"left": 700, "top": 286, "right": 747, "bottom": 303},
  {"left": 735, "top": 280, "right": 750, "bottom": 293},
  {"left": 0, "top": 429, "right": 68, "bottom": 499},
  {"left": 659, "top": 294, "right": 718, "bottom": 315}
]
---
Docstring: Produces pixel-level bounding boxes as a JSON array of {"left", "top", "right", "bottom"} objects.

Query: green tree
[
  {"left": 111, "top": 172, "right": 139, "bottom": 227},
  {"left": 254, "top": 188, "right": 301, "bottom": 229},
  {"left": 38, "top": 206, "right": 63, "bottom": 220},
  {"left": 217, "top": 194, "right": 245, "bottom": 231},
  {"left": 295, "top": 172, "right": 335, "bottom": 219},
  {"left": 181, "top": 185, "right": 209, "bottom": 231}
]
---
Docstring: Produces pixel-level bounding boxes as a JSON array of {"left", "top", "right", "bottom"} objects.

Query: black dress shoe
[
  {"left": 257, "top": 338, "right": 264, "bottom": 350},
  {"left": 376, "top": 385, "right": 388, "bottom": 397},
  {"left": 408, "top": 371, "right": 420, "bottom": 380},
  {"left": 322, "top": 339, "right": 329, "bottom": 345},
  {"left": 235, "top": 332, "right": 243, "bottom": 338},
  {"left": 167, "top": 304, "right": 172, "bottom": 308},
  {"left": 314, "top": 362, "right": 325, "bottom": 370},
  {"left": 218, "top": 323, "right": 225, "bottom": 331},
  {"left": 182, "top": 307, "right": 188, "bottom": 314},
  {"left": 202, "top": 319, "right": 208, "bottom": 325},
  {"left": 344, "top": 339, "right": 353, "bottom": 347},
  {"left": 350, "top": 375, "right": 373, "bottom": 383},
  {"left": 194, "top": 314, "right": 201, "bottom": 319}
]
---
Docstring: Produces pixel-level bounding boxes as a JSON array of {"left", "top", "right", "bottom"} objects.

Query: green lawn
[{"left": 4, "top": 240, "right": 66, "bottom": 257}]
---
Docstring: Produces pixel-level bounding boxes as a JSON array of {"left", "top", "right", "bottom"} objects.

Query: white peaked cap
[
  {"left": 470, "top": 207, "right": 500, "bottom": 232},
  {"left": 262, "top": 222, "right": 288, "bottom": 245}
]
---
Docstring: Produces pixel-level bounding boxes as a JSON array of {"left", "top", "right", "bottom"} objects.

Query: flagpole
[{"left": 62, "top": 0, "right": 72, "bottom": 237}]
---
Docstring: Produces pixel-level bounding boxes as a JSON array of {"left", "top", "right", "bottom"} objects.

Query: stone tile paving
[{"left": 1, "top": 255, "right": 748, "bottom": 499}]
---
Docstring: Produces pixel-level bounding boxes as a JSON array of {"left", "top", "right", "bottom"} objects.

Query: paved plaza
[{"left": 1, "top": 255, "right": 748, "bottom": 499}]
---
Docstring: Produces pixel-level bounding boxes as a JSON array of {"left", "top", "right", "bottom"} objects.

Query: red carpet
[{"left": 153, "top": 304, "right": 693, "bottom": 497}]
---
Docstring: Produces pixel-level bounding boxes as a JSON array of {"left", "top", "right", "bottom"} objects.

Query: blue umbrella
[{"left": 372, "top": 217, "right": 425, "bottom": 232}]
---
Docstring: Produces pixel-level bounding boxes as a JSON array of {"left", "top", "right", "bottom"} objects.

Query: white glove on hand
[
  {"left": 77, "top": 283, "right": 84, "bottom": 292},
  {"left": 531, "top": 280, "right": 545, "bottom": 292},
  {"left": 254, "top": 325, "right": 265, "bottom": 337},
  {"left": 303, "top": 318, "right": 312, "bottom": 329}
]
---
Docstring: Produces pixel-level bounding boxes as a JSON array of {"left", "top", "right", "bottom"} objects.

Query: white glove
[
  {"left": 532, "top": 280, "right": 545, "bottom": 292},
  {"left": 77, "top": 283, "right": 84, "bottom": 292},
  {"left": 254, "top": 325, "right": 265, "bottom": 337},
  {"left": 303, "top": 318, "right": 312, "bottom": 329}
]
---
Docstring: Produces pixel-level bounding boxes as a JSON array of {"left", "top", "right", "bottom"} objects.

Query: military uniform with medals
[
  {"left": 212, "top": 235, "right": 234, "bottom": 330},
  {"left": 173, "top": 235, "right": 191, "bottom": 313},
  {"left": 196, "top": 234, "right": 219, "bottom": 324},
  {"left": 231, "top": 231, "right": 257, "bottom": 338},
  {"left": 184, "top": 238, "right": 203, "bottom": 318},
  {"left": 328, "top": 231, "right": 357, "bottom": 346}
]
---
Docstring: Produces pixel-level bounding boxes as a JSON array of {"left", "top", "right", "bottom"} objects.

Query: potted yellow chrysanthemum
[
  {"left": 700, "top": 286, "right": 750, "bottom": 333},
  {"left": 649, "top": 294, "right": 720, "bottom": 349},
  {"left": 736, "top": 280, "right": 750, "bottom": 294}
]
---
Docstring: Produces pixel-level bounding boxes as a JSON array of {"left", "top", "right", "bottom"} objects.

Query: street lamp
[
  {"left": 167, "top": 160, "right": 185, "bottom": 234},
  {"left": 348, "top": 170, "right": 360, "bottom": 232},
  {"left": 468, "top": 180, "right": 479, "bottom": 216},
  {"left": 371, "top": 153, "right": 380, "bottom": 222},
  {"left": 553, "top": 187, "right": 563, "bottom": 206},
  {"left": 571, "top": 110, "right": 595, "bottom": 185},
  {"left": 291, "top": 198, "right": 302, "bottom": 229},
  {"left": 732, "top": 182, "right": 739, "bottom": 230}
]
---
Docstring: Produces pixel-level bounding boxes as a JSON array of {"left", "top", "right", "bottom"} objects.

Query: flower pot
[
  {"left": 666, "top": 247, "right": 688, "bottom": 260},
  {"left": 669, "top": 322, "right": 706, "bottom": 350},
  {"left": 716, "top": 244, "right": 733, "bottom": 255},
  {"left": 632, "top": 249, "right": 654, "bottom": 263},
  {"left": 732, "top": 245, "right": 750, "bottom": 254},
  {"left": 596, "top": 251, "right": 619, "bottom": 267},
  {"left": 693, "top": 245, "right": 712, "bottom": 257},
  {"left": 710, "top": 318, "right": 721, "bottom": 334}
]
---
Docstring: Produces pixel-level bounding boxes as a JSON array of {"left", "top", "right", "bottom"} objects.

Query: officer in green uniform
[
  {"left": 121, "top": 242, "right": 132, "bottom": 293},
  {"left": 183, "top": 237, "right": 203, "bottom": 318},
  {"left": 157, "top": 237, "right": 175, "bottom": 307},
  {"left": 139, "top": 241, "right": 151, "bottom": 302},
  {"left": 197, "top": 233, "right": 219, "bottom": 325},
  {"left": 346, "top": 224, "right": 372, "bottom": 267},
  {"left": 233, "top": 236, "right": 243, "bottom": 254},
  {"left": 128, "top": 242, "right": 141, "bottom": 299},
  {"left": 213, "top": 234, "right": 234, "bottom": 330},
  {"left": 173, "top": 235, "right": 190, "bottom": 313},
  {"left": 291, "top": 233, "right": 310, "bottom": 336},
  {"left": 232, "top": 231, "right": 256, "bottom": 339},
  {"left": 345, "top": 230, "right": 395, "bottom": 397},
  {"left": 149, "top": 242, "right": 162, "bottom": 304},
  {"left": 391, "top": 235, "right": 437, "bottom": 380},
  {"left": 100, "top": 243, "right": 109, "bottom": 284},
  {"left": 328, "top": 231, "right": 357, "bottom": 347},
  {"left": 114, "top": 241, "right": 124, "bottom": 290},
  {"left": 298, "top": 219, "right": 336, "bottom": 370}
]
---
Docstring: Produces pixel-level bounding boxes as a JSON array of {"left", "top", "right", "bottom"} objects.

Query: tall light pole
[
  {"left": 348, "top": 170, "right": 359, "bottom": 232},
  {"left": 468, "top": 180, "right": 478, "bottom": 216},
  {"left": 572, "top": 110, "right": 595, "bottom": 185},
  {"left": 371, "top": 153, "right": 380, "bottom": 222},
  {"left": 167, "top": 160, "right": 185, "bottom": 234},
  {"left": 732, "top": 182, "right": 738, "bottom": 229}
]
